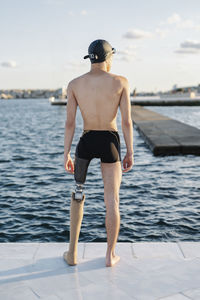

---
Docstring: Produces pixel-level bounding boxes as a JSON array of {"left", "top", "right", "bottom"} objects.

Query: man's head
[{"left": 84, "top": 39, "right": 116, "bottom": 71}]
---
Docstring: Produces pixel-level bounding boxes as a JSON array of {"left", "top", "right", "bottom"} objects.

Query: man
[{"left": 63, "top": 39, "right": 134, "bottom": 267}]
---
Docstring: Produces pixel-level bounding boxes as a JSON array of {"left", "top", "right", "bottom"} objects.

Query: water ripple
[{"left": 0, "top": 100, "right": 200, "bottom": 242}]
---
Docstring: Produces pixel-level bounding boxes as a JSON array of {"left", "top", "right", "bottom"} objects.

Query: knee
[
  {"left": 104, "top": 188, "right": 120, "bottom": 201},
  {"left": 104, "top": 194, "right": 120, "bottom": 210},
  {"left": 106, "top": 204, "right": 120, "bottom": 218}
]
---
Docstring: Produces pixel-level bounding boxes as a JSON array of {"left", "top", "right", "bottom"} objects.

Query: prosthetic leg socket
[{"left": 63, "top": 191, "right": 85, "bottom": 266}]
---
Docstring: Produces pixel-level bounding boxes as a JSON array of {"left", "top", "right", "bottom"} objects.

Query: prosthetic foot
[{"left": 63, "top": 191, "right": 85, "bottom": 266}]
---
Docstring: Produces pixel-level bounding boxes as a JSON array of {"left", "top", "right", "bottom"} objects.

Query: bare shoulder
[
  {"left": 117, "top": 75, "right": 129, "bottom": 86},
  {"left": 67, "top": 72, "right": 89, "bottom": 88},
  {"left": 109, "top": 73, "right": 129, "bottom": 86},
  {"left": 67, "top": 77, "right": 78, "bottom": 88}
]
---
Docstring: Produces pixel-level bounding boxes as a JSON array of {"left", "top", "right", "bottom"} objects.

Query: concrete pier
[
  {"left": 0, "top": 242, "right": 200, "bottom": 299},
  {"left": 131, "top": 106, "right": 200, "bottom": 156},
  {"left": 131, "top": 96, "right": 200, "bottom": 106}
]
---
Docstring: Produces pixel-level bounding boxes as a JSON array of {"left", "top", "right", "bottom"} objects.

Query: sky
[{"left": 0, "top": 0, "right": 200, "bottom": 92}]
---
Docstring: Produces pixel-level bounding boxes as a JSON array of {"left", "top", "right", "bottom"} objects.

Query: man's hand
[
  {"left": 122, "top": 153, "right": 134, "bottom": 173},
  {"left": 64, "top": 154, "right": 74, "bottom": 174}
]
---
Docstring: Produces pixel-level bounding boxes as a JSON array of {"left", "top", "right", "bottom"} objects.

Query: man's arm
[
  {"left": 119, "top": 77, "right": 134, "bottom": 156},
  {"left": 64, "top": 81, "right": 77, "bottom": 160}
]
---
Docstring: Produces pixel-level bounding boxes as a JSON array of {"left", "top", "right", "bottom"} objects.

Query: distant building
[{"left": 62, "top": 85, "right": 67, "bottom": 98}]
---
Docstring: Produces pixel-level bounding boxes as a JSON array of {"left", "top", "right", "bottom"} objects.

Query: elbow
[
  {"left": 122, "top": 120, "right": 132, "bottom": 128},
  {"left": 65, "top": 120, "right": 75, "bottom": 128}
]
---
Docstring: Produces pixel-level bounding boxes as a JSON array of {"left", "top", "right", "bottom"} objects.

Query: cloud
[
  {"left": 123, "top": 29, "right": 153, "bottom": 39},
  {"left": 175, "top": 40, "right": 200, "bottom": 54},
  {"left": 43, "top": 0, "right": 64, "bottom": 4},
  {"left": 0, "top": 61, "right": 17, "bottom": 68},
  {"left": 68, "top": 11, "right": 75, "bottom": 16},
  {"left": 80, "top": 10, "right": 87, "bottom": 15},
  {"left": 115, "top": 45, "right": 138, "bottom": 62},
  {"left": 155, "top": 28, "right": 169, "bottom": 38},
  {"left": 123, "top": 27, "right": 169, "bottom": 41},
  {"left": 64, "top": 61, "right": 86, "bottom": 70},
  {"left": 167, "top": 13, "right": 181, "bottom": 24},
  {"left": 175, "top": 49, "right": 199, "bottom": 54},
  {"left": 68, "top": 10, "right": 88, "bottom": 17},
  {"left": 181, "top": 40, "right": 200, "bottom": 49},
  {"left": 177, "top": 19, "right": 194, "bottom": 29},
  {"left": 163, "top": 13, "right": 200, "bottom": 31}
]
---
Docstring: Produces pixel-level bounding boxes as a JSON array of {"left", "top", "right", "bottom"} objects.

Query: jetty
[
  {"left": 47, "top": 96, "right": 200, "bottom": 106},
  {"left": 0, "top": 242, "right": 199, "bottom": 299},
  {"left": 130, "top": 96, "right": 200, "bottom": 106},
  {"left": 131, "top": 106, "right": 200, "bottom": 156}
]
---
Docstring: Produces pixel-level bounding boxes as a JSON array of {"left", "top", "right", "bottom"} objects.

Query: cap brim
[{"left": 84, "top": 55, "right": 89, "bottom": 59}]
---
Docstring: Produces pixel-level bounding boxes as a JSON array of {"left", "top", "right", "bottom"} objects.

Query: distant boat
[{"left": 49, "top": 97, "right": 67, "bottom": 105}]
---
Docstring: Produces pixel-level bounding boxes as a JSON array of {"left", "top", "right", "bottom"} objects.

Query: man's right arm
[{"left": 119, "top": 77, "right": 134, "bottom": 171}]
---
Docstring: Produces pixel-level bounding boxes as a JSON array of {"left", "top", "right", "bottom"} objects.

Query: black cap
[{"left": 84, "top": 39, "right": 116, "bottom": 63}]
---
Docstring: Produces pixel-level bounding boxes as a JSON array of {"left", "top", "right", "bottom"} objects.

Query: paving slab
[
  {"left": 131, "top": 106, "right": 200, "bottom": 155},
  {"left": 0, "top": 242, "right": 200, "bottom": 300},
  {"left": 178, "top": 242, "right": 200, "bottom": 259},
  {"left": 158, "top": 293, "right": 192, "bottom": 299},
  {"left": 0, "top": 284, "right": 40, "bottom": 300},
  {"left": 182, "top": 287, "right": 200, "bottom": 299},
  {"left": 132, "top": 242, "right": 184, "bottom": 259}
]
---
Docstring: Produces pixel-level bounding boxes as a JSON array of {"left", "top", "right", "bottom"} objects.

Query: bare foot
[
  {"left": 63, "top": 251, "right": 77, "bottom": 266},
  {"left": 106, "top": 252, "right": 120, "bottom": 267}
]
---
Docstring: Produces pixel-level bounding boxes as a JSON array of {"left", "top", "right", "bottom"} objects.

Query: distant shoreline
[{"left": 0, "top": 88, "right": 64, "bottom": 99}]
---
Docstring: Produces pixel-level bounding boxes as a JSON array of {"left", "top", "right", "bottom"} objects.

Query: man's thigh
[{"left": 100, "top": 161, "right": 122, "bottom": 196}]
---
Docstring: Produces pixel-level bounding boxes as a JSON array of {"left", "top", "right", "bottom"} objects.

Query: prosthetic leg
[{"left": 63, "top": 156, "right": 90, "bottom": 265}]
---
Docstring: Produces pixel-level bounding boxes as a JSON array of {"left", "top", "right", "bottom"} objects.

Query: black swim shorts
[{"left": 75, "top": 130, "right": 121, "bottom": 163}]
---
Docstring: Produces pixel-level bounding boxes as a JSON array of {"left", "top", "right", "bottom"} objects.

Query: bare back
[{"left": 71, "top": 70, "right": 124, "bottom": 131}]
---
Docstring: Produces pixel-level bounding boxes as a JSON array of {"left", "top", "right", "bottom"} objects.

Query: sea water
[{"left": 0, "top": 99, "right": 199, "bottom": 242}]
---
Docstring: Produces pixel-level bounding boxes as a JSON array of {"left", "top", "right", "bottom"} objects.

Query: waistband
[
  {"left": 83, "top": 130, "right": 119, "bottom": 133},
  {"left": 81, "top": 130, "right": 120, "bottom": 142}
]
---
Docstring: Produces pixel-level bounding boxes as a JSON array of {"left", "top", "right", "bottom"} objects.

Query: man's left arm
[{"left": 64, "top": 81, "right": 78, "bottom": 174}]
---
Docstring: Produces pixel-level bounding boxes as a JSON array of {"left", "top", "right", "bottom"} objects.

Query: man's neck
[{"left": 90, "top": 63, "right": 108, "bottom": 73}]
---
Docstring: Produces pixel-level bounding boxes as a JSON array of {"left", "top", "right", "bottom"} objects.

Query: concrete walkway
[
  {"left": 131, "top": 97, "right": 200, "bottom": 106},
  {"left": 0, "top": 242, "right": 200, "bottom": 299},
  {"left": 131, "top": 105, "right": 200, "bottom": 156}
]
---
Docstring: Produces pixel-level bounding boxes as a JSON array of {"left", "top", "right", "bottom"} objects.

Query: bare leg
[{"left": 101, "top": 161, "right": 122, "bottom": 267}]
